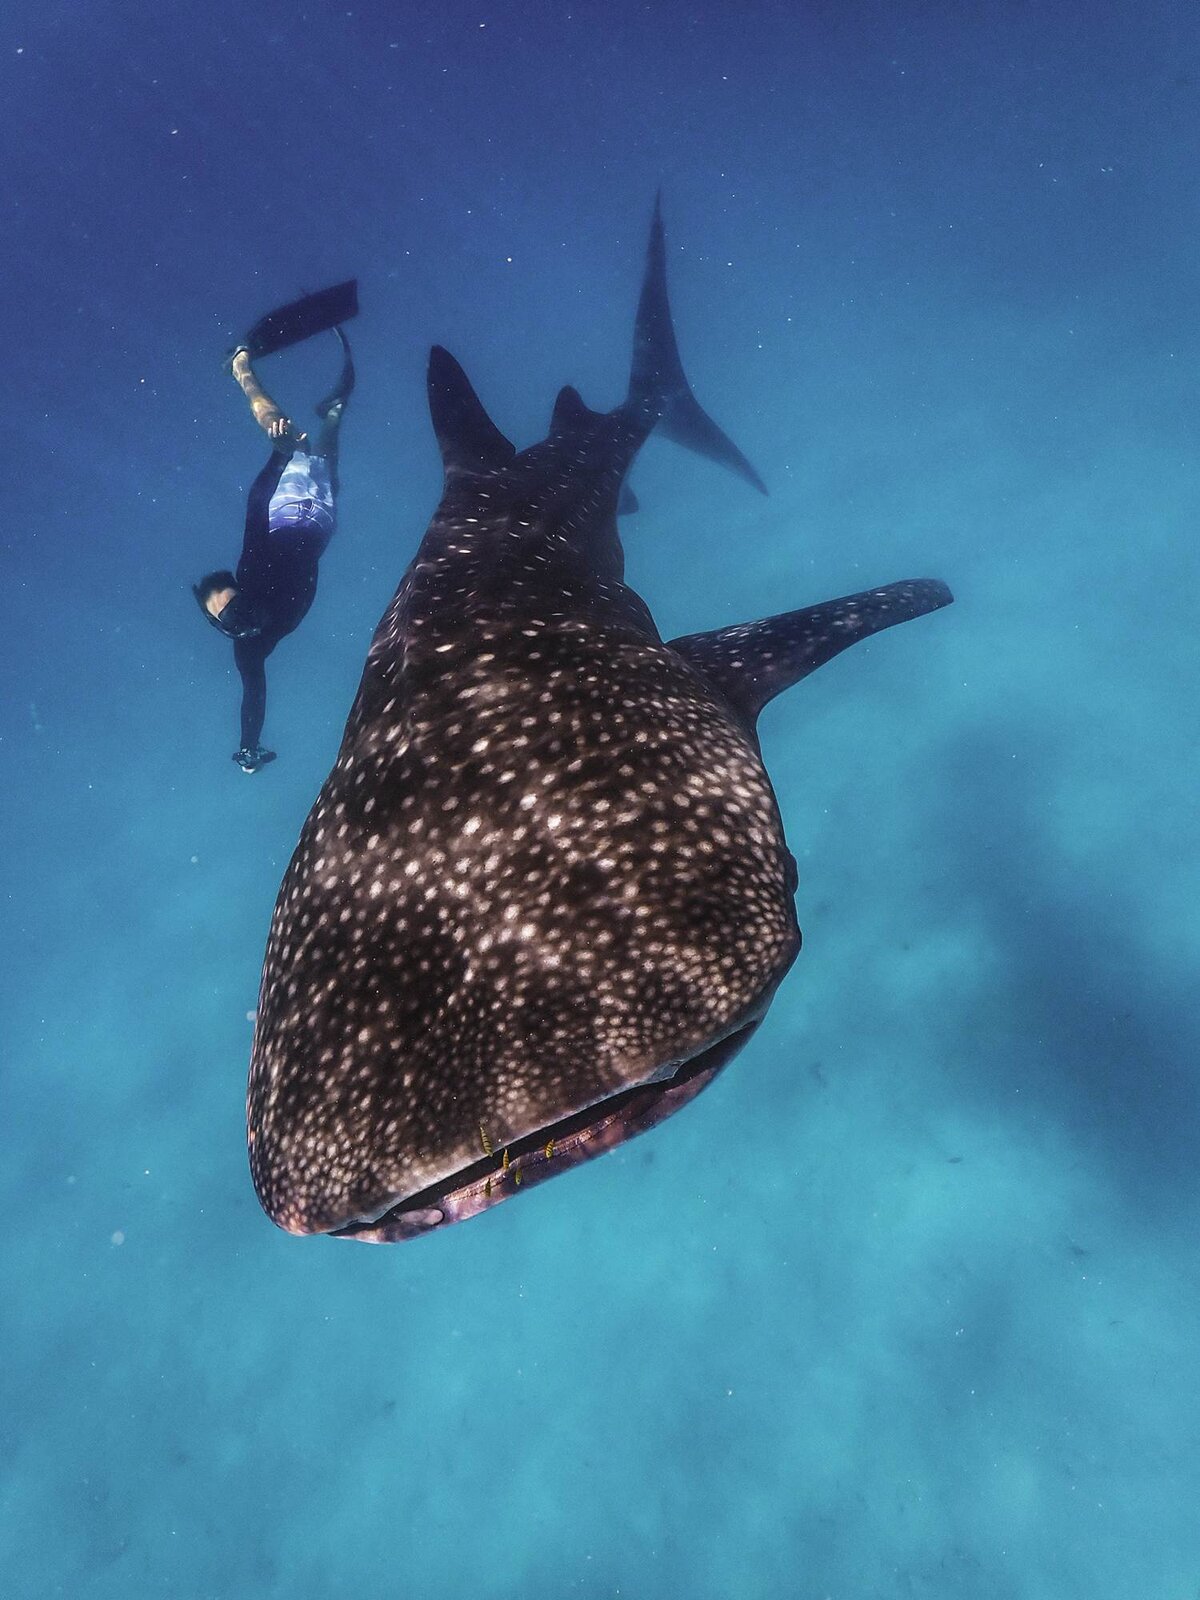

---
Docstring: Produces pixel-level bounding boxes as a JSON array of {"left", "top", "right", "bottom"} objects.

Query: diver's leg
[
  {"left": 313, "top": 329, "right": 355, "bottom": 478},
  {"left": 314, "top": 399, "right": 346, "bottom": 469},
  {"left": 230, "top": 349, "right": 305, "bottom": 448},
  {"left": 315, "top": 327, "right": 355, "bottom": 419}
]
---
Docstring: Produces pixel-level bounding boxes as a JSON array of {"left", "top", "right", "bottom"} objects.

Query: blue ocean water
[{"left": 3, "top": 1, "right": 1198, "bottom": 1594}]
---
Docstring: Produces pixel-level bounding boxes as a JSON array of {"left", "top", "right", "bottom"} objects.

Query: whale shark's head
[{"left": 247, "top": 605, "right": 801, "bottom": 1240}]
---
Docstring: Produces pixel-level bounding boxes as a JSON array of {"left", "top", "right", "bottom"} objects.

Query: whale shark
[{"left": 246, "top": 200, "right": 952, "bottom": 1242}]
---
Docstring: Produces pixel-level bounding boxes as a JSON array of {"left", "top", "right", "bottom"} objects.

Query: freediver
[{"left": 194, "top": 281, "right": 358, "bottom": 774}]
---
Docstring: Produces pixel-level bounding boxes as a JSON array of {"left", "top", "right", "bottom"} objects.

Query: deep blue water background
[{"left": 3, "top": 2, "right": 1199, "bottom": 1595}]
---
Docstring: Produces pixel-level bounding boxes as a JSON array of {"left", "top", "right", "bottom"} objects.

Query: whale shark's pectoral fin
[
  {"left": 428, "top": 345, "right": 516, "bottom": 476},
  {"left": 669, "top": 579, "right": 953, "bottom": 724},
  {"left": 618, "top": 483, "right": 640, "bottom": 516}
]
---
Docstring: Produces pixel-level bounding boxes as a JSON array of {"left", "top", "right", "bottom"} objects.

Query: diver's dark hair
[{"left": 193, "top": 569, "right": 238, "bottom": 604}]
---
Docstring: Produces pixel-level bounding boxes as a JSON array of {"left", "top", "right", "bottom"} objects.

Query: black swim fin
[
  {"left": 240, "top": 280, "right": 359, "bottom": 361},
  {"left": 628, "top": 196, "right": 767, "bottom": 496}
]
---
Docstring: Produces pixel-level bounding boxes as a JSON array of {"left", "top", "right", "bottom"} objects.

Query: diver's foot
[{"left": 233, "top": 745, "right": 277, "bottom": 774}]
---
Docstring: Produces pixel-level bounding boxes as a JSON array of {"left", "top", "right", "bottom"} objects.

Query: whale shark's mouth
[{"left": 330, "top": 1021, "right": 760, "bottom": 1243}]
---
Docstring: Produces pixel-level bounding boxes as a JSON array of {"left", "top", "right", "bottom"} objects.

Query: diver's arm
[
  {"left": 230, "top": 349, "right": 305, "bottom": 446},
  {"left": 234, "top": 637, "right": 269, "bottom": 753}
]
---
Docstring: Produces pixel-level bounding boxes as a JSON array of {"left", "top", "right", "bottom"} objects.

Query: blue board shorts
[{"left": 268, "top": 450, "right": 336, "bottom": 553}]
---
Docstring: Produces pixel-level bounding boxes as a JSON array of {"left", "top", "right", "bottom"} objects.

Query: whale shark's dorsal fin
[
  {"left": 669, "top": 579, "right": 953, "bottom": 726},
  {"left": 428, "top": 345, "right": 516, "bottom": 477},
  {"left": 550, "top": 384, "right": 603, "bottom": 436},
  {"left": 628, "top": 193, "right": 768, "bottom": 496}
]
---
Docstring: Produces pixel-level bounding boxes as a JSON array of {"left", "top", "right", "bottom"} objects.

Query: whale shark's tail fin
[{"left": 627, "top": 195, "right": 767, "bottom": 496}]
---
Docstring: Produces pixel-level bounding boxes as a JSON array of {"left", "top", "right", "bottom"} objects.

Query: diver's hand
[
  {"left": 233, "top": 745, "right": 277, "bottom": 774},
  {"left": 266, "top": 413, "right": 305, "bottom": 448}
]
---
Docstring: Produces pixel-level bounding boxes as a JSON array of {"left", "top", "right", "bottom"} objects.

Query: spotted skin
[{"left": 246, "top": 210, "right": 952, "bottom": 1242}]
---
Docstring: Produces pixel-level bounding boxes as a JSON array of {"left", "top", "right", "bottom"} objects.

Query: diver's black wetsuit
[{"left": 232, "top": 450, "right": 331, "bottom": 752}]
